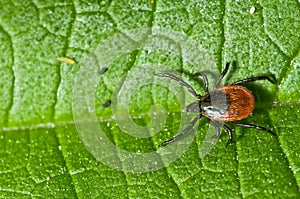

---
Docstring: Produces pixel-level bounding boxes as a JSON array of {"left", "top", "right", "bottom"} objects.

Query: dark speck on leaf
[
  {"left": 99, "top": 67, "right": 108, "bottom": 75},
  {"left": 103, "top": 100, "right": 111, "bottom": 108}
]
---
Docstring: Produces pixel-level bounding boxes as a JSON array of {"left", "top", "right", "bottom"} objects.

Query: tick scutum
[{"left": 202, "top": 91, "right": 231, "bottom": 120}]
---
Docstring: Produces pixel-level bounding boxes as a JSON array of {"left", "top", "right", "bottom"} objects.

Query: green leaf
[{"left": 0, "top": 0, "right": 300, "bottom": 198}]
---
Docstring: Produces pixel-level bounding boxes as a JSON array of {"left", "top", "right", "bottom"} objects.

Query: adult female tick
[{"left": 155, "top": 62, "right": 276, "bottom": 147}]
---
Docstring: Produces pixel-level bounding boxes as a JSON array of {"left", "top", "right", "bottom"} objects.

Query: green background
[{"left": 0, "top": 0, "right": 300, "bottom": 198}]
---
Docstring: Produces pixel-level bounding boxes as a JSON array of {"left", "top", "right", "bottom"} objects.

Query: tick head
[{"left": 186, "top": 101, "right": 201, "bottom": 113}]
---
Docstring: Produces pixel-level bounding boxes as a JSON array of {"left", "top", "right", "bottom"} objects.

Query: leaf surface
[{"left": 0, "top": 0, "right": 299, "bottom": 198}]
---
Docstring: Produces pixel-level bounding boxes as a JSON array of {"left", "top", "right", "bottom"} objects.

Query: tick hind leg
[
  {"left": 233, "top": 76, "right": 275, "bottom": 85},
  {"left": 215, "top": 62, "right": 230, "bottom": 88},
  {"left": 228, "top": 122, "right": 276, "bottom": 136}
]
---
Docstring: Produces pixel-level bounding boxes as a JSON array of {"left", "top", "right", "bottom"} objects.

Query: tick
[{"left": 155, "top": 62, "right": 276, "bottom": 147}]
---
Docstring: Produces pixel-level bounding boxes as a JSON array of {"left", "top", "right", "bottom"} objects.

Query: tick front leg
[
  {"left": 193, "top": 71, "right": 209, "bottom": 93},
  {"left": 154, "top": 73, "right": 201, "bottom": 98},
  {"left": 159, "top": 114, "right": 202, "bottom": 147}
]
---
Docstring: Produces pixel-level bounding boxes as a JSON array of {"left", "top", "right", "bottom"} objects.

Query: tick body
[
  {"left": 155, "top": 62, "right": 275, "bottom": 147},
  {"left": 203, "top": 85, "right": 255, "bottom": 122}
]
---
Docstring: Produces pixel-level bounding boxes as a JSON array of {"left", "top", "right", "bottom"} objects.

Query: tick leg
[
  {"left": 159, "top": 114, "right": 202, "bottom": 147},
  {"left": 222, "top": 124, "right": 233, "bottom": 146},
  {"left": 208, "top": 120, "right": 221, "bottom": 140},
  {"left": 193, "top": 72, "right": 209, "bottom": 93},
  {"left": 215, "top": 62, "right": 230, "bottom": 88},
  {"left": 233, "top": 76, "right": 275, "bottom": 85},
  {"left": 208, "top": 120, "right": 233, "bottom": 146},
  {"left": 228, "top": 122, "right": 276, "bottom": 136},
  {"left": 155, "top": 73, "right": 201, "bottom": 98},
  {"left": 211, "top": 125, "right": 220, "bottom": 140}
]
